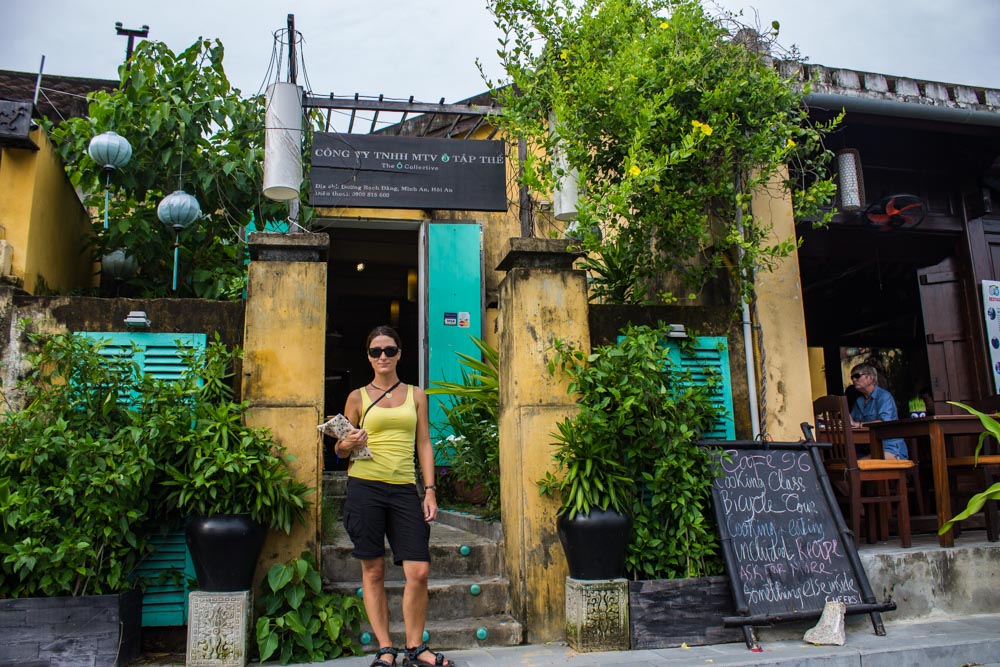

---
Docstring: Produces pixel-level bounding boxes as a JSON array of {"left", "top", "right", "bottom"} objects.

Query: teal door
[
  {"left": 426, "top": 222, "right": 483, "bottom": 455},
  {"left": 80, "top": 331, "right": 205, "bottom": 627}
]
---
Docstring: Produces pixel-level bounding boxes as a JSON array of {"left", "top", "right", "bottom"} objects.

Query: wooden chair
[
  {"left": 812, "top": 395, "right": 915, "bottom": 547},
  {"left": 947, "top": 397, "right": 1000, "bottom": 541}
]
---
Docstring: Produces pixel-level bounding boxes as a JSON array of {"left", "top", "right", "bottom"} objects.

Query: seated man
[{"left": 848, "top": 363, "right": 908, "bottom": 459}]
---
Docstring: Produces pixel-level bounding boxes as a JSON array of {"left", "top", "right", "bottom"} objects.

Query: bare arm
[
  {"left": 336, "top": 389, "right": 368, "bottom": 458},
  {"left": 413, "top": 386, "right": 437, "bottom": 522}
]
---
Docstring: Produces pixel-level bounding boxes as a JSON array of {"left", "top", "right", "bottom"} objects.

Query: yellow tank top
[{"left": 348, "top": 384, "right": 418, "bottom": 485}]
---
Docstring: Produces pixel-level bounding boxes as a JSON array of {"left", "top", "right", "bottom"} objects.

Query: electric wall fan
[{"left": 863, "top": 194, "right": 927, "bottom": 232}]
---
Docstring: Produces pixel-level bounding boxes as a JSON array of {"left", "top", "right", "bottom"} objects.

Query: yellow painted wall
[
  {"left": 0, "top": 128, "right": 93, "bottom": 294},
  {"left": 750, "top": 168, "right": 814, "bottom": 439},
  {"left": 498, "top": 242, "right": 590, "bottom": 642},
  {"left": 242, "top": 243, "right": 327, "bottom": 577},
  {"left": 807, "top": 347, "right": 828, "bottom": 401}
]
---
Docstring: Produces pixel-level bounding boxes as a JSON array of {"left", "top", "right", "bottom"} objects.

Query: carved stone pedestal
[
  {"left": 565, "top": 577, "right": 630, "bottom": 652},
  {"left": 186, "top": 591, "right": 252, "bottom": 667}
]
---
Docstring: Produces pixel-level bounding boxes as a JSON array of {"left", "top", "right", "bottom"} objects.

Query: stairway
[{"left": 321, "top": 472, "right": 523, "bottom": 651}]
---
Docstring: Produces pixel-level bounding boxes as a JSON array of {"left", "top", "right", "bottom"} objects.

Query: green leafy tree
[
  {"left": 487, "top": 0, "right": 839, "bottom": 304},
  {"left": 48, "top": 38, "right": 294, "bottom": 299}
]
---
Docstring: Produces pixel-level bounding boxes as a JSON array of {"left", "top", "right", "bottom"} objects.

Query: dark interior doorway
[
  {"left": 322, "top": 225, "right": 420, "bottom": 469},
  {"left": 797, "top": 221, "right": 958, "bottom": 403}
]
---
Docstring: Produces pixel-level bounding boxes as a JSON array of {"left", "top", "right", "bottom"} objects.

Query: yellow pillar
[
  {"left": 751, "top": 169, "right": 814, "bottom": 439},
  {"left": 497, "top": 238, "right": 589, "bottom": 642},
  {"left": 242, "top": 232, "right": 328, "bottom": 576}
]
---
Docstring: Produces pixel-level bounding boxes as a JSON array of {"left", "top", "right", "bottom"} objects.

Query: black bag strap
[{"left": 359, "top": 381, "right": 402, "bottom": 429}]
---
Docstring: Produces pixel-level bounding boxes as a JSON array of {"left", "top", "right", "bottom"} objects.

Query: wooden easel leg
[
  {"left": 741, "top": 625, "right": 760, "bottom": 650},
  {"left": 869, "top": 610, "right": 886, "bottom": 636}
]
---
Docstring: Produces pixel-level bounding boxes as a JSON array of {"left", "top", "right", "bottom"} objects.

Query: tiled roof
[
  {"left": 778, "top": 61, "right": 1000, "bottom": 119},
  {"left": 0, "top": 70, "right": 118, "bottom": 123}
]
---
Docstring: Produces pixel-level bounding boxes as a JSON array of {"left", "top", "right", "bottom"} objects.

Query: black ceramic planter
[
  {"left": 185, "top": 514, "right": 266, "bottom": 592},
  {"left": 557, "top": 507, "right": 631, "bottom": 579}
]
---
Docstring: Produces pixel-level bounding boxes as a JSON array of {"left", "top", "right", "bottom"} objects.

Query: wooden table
[{"left": 867, "top": 415, "right": 987, "bottom": 547}]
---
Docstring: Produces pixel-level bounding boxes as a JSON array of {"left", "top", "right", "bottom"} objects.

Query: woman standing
[{"left": 334, "top": 325, "right": 453, "bottom": 667}]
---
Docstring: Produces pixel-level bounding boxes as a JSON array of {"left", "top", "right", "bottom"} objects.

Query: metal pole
[
  {"left": 287, "top": 14, "right": 297, "bottom": 84},
  {"left": 33, "top": 56, "right": 45, "bottom": 107}
]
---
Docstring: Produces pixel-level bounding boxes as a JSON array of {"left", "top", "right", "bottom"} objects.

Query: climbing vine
[{"left": 486, "top": 0, "right": 839, "bottom": 304}]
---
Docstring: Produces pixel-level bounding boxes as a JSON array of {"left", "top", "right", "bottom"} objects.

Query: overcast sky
[{"left": 3, "top": 0, "right": 999, "bottom": 132}]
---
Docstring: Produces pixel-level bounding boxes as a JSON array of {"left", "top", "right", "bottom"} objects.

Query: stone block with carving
[
  {"left": 565, "top": 577, "right": 629, "bottom": 652},
  {"left": 186, "top": 591, "right": 253, "bottom": 667}
]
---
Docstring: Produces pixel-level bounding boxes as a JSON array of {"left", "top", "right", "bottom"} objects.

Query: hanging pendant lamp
[
  {"left": 88, "top": 131, "right": 132, "bottom": 229},
  {"left": 88, "top": 131, "right": 133, "bottom": 170},
  {"left": 157, "top": 190, "right": 201, "bottom": 291}
]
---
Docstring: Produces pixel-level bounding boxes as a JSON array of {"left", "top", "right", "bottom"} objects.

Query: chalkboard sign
[{"left": 702, "top": 440, "right": 894, "bottom": 649}]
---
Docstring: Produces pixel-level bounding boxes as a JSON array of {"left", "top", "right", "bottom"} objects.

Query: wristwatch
[{"left": 424, "top": 485, "right": 436, "bottom": 491}]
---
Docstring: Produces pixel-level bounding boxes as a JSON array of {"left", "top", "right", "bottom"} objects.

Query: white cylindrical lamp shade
[
  {"left": 263, "top": 82, "right": 304, "bottom": 201},
  {"left": 548, "top": 112, "right": 579, "bottom": 221},
  {"left": 836, "top": 149, "right": 864, "bottom": 211}
]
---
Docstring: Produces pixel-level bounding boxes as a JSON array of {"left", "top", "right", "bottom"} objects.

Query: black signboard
[
  {"left": 0, "top": 101, "right": 37, "bottom": 150},
  {"left": 309, "top": 133, "right": 507, "bottom": 211},
  {"left": 702, "top": 440, "right": 894, "bottom": 649}
]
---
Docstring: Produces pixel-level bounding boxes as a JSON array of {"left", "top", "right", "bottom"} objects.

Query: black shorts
[{"left": 343, "top": 477, "right": 430, "bottom": 565}]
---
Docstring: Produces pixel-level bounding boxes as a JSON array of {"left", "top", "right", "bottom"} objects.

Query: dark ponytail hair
[{"left": 366, "top": 325, "right": 401, "bottom": 349}]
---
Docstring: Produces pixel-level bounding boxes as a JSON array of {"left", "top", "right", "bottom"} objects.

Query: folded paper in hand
[{"left": 317, "top": 414, "right": 372, "bottom": 460}]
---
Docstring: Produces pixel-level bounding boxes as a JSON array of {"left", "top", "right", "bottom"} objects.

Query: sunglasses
[
  {"left": 368, "top": 346, "right": 399, "bottom": 359},
  {"left": 850, "top": 373, "right": 865, "bottom": 380}
]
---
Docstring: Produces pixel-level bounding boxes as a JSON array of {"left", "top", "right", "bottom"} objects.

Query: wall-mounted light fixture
[
  {"left": 390, "top": 299, "right": 400, "bottom": 328},
  {"left": 356, "top": 262, "right": 366, "bottom": 272},
  {"left": 835, "top": 149, "right": 865, "bottom": 212},
  {"left": 124, "top": 310, "right": 150, "bottom": 330},
  {"left": 406, "top": 268, "right": 418, "bottom": 302}
]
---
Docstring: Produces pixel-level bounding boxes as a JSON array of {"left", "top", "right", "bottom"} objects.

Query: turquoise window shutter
[
  {"left": 664, "top": 336, "right": 735, "bottom": 439},
  {"left": 133, "top": 530, "right": 196, "bottom": 627},
  {"left": 615, "top": 334, "right": 736, "bottom": 439},
  {"left": 79, "top": 331, "right": 206, "bottom": 627}
]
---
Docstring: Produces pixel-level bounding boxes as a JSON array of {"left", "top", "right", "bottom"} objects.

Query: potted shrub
[
  {"left": 155, "top": 340, "right": 313, "bottom": 592},
  {"left": 541, "top": 323, "right": 723, "bottom": 580},
  {"left": 0, "top": 330, "right": 156, "bottom": 665}
]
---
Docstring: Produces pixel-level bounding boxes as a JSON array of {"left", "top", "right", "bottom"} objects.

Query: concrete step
[
  {"left": 322, "top": 522, "right": 502, "bottom": 582},
  {"left": 357, "top": 613, "right": 523, "bottom": 652},
  {"left": 434, "top": 509, "right": 502, "bottom": 541},
  {"left": 321, "top": 471, "right": 521, "bottom": 650},
  {"left": 328, "top": 576, "right": 512, "bottom": 622}
]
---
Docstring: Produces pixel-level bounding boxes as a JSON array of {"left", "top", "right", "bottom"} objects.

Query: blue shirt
[{"left": 851, "top": 386, "right": 908, "bottom": 458}]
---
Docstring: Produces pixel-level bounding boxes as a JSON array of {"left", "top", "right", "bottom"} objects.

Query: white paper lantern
[
  {"left": 548, "top": 112, "right": 579, "bottom": 221},
  {"left": 263, "top": 82, "right": 304, "bottom": 201}
]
